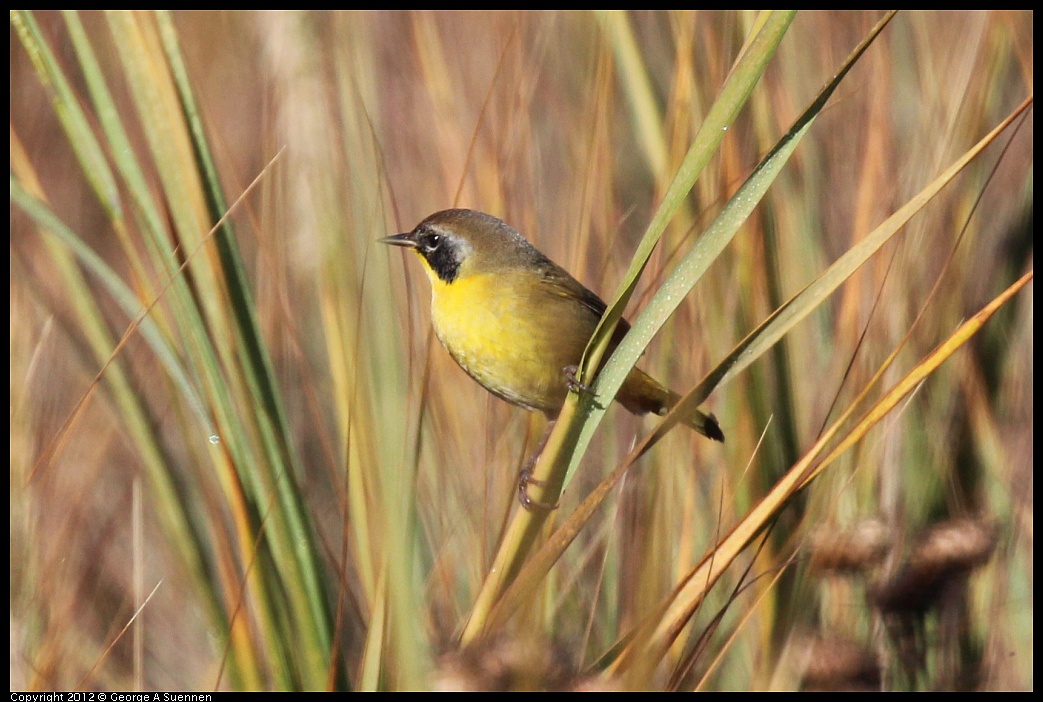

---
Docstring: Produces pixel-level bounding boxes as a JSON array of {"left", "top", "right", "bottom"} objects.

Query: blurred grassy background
[{"left": 10, "top": 10, "right": 1032, "bottom": 691}]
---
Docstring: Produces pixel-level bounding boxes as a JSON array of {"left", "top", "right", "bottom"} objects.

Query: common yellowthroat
[{"left": 382, "top": 209, "right": 724, "bottom": 443}]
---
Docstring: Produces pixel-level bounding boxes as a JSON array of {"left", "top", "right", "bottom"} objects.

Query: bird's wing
[{"left": 538, "top": 265, "right": 632, "bottom": 349}]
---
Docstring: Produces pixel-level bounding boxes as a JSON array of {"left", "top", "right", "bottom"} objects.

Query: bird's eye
[{"left": 421, "top": 232, "right": 442, "bottom": 253}]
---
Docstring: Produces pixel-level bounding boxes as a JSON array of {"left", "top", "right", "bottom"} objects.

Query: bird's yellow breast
[{"left": 428, "top": 270, "right": 595, "bottom": 414}]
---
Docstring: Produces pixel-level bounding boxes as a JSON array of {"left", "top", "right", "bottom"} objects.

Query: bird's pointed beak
[{"left": 379, "top": 232, "right": 418, "bottom": 248}]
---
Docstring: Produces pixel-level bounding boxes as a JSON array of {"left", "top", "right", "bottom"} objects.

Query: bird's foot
[
  {"left": 516, "top": 420, "right": 559, "bottom": 511},
  {"left": 563, "top": 365, "right": 594, "bottom": 397},
  {"left": 518, "top": 466, "right": 558, "bottom": 512}
]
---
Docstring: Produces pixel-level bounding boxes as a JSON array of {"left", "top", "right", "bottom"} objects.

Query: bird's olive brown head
[{"left": 381, "top": 209, "right": 551, "bottom": 284}]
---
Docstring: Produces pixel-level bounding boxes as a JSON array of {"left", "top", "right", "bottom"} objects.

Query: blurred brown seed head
[
  {"left": 910, "top": 518, "right": 997, "bottom": 573},
  {"left": 870, "top": 518, "right": 997, "bottom": 615},
  {"left": 433, "top": 635, "right": 573, "bottom": 692},
  {"left": 798, "top": 635, "right": 881, "bottom": 692},
  {"left": 808, "top": 519, "right": 892, "bottom": 575}
]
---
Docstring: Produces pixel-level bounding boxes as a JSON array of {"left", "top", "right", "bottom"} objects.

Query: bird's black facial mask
[
  {"left": 382, "top": 226, "right": 468, "bottom": 283},
  {"left": 412, "top": 225, "right": 468, "bottom": 283}
]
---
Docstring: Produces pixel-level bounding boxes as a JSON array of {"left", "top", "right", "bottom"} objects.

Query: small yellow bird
[{"left": 381, "top": 208, "right": 724, "bottom": 443}]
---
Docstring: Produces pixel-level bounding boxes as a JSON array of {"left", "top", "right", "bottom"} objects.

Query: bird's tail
[
  {"left": 681, "top": 406, "right": 725, "bottom": 442},
  {"left": 619, "top": 369, "right": 725, "bottom": 442}
]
